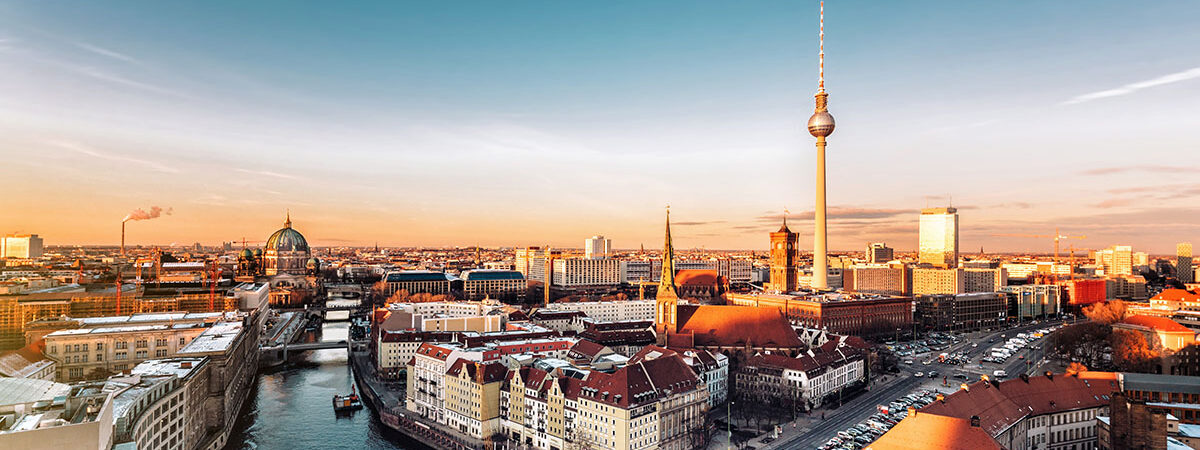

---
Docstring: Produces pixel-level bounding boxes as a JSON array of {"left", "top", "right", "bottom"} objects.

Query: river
[{"left": 226, "top": 321, "right": 422, "bottom": 449}]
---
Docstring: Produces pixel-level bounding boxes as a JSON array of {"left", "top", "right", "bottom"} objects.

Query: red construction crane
[{"left": 991, "top": 227, "right": 1085, "bottom": 261}]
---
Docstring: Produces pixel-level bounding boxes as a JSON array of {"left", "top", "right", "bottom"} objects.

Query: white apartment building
[
  {"left": 544, "top": 299, "right": 656, "bottom": 323},
  {"left": 584, "top": 235, "right": 612, "bottom": 260},
  {"left": 620, "top": 258, "right": 752, "bottom": 284},
  {"left": 552, "top": 258, "right": 621, "bottom": 287},
  {"left": 111, "top": 358, "right": 209, "bottom": 450}
]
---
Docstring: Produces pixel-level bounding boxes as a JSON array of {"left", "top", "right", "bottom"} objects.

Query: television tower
[{"left": 807, "top": 1, "right": 836, "bottom": 290}]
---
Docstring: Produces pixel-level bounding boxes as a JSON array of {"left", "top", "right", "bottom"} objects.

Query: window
[
  {"left": 96, "top": 342, "right": 103, "bottom": 351},
  {"left": 96, "top": 354, "right": 103, "bottom": 362},
  {"left": 136, "top": 340, "right": 148, "bottom": 348},
  {"left": 116, "top": 341, "right": 128, "bottom": 350},
  {"left": 49, "top": 345, "right": 56, "bottom": 354}
]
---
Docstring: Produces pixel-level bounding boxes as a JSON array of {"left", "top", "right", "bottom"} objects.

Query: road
[{"left": 754, "top": 318, "right": 1079, "bottom": 450}]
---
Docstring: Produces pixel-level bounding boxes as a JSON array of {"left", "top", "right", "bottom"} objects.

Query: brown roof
[
  {"left": 866, "top": 412, "right": 1001, "bottom": 450},
  {"left": 0, "top": 341, "right": 49, "bottom": 377},
  {"left": 567, "top": 339, "right": 611, "bottom": 361},
  {"left": 447, "top": 359, "right": 508, "bottom": 383},
  {"left": 920, "top": 371, "right": 1119, "bottom": 437},
  {"left": 578, "top": 353, "right": 702, "bottom": 408},
  {"left": 674, "top": 305, "right": 803, "bottom": 349}
]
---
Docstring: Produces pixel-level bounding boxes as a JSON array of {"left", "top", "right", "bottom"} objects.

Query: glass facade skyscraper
[{"left": 919, "top": 207, "right": 959, "bottom": 268}]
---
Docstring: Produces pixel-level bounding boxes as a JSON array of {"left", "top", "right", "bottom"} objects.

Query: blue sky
[{"left": 1, "top": 1, "right": 1198, "bottom": 253}]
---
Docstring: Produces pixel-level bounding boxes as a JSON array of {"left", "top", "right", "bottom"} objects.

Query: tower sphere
[{"left": 807, "top": 111, "right": 835, "bottom": 137}]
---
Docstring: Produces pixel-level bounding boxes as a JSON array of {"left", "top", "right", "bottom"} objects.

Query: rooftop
[
  {"left": 0, "top": 377, "right": 71, "bottom": 406},
  {"left": 176, "top": 321, "right": 244, "bottom": 354}
]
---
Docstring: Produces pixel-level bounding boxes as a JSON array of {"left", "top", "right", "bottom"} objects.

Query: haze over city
[{"left": 2, "top": 1, "right": 1198, "bottom": 252}]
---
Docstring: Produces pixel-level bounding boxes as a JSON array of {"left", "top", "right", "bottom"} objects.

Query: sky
[{"left": 1, "top": 1, "right": 1198, "bottom": 253}]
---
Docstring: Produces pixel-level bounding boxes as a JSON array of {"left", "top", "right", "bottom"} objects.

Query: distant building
[
  {"left": 918, "top": 208, "right": 958, "bottom": 268},
  {"left": 1105, "top": 275, "right": 1147, "bottom": 300},
  {"left": 551, "top": 258, "right": 621, "bottom": 288},
  {"left": 44, "top": 320, "right": 212, "bottom": 381},
  {"left": 912, "top": 267, "right": 1005, "bottom": 295},
  {"left": 726, "top": 291, "right": 914, "bottom": 339},
  {"left": 1178, "top": 243, "right": 1194, "bottom": 284},
  {"left": 0, "top": 379, "right": 113, "bottom": 449},
  {"left": 263, "top": 214, "right": 310, "bottom": 276},
  {"left": 915, "top": 292, "right": 1008, "bottom": 332},
  {"left": 381, "top": 270, "right": 456, "bottom": 296},
  {"left": 844, "top": 263, "right": 910, "bottom": 296},
  {"left": 1062, "top": 279, "right": 1107, "bottom": 306},
  {"left": 459, "top": 269, "right": 525, "bottom": 299},
  {"left": 1000, "top": 284, "right": 1062, "bottom": 319},
  {"left": 1096, "top": 245, "right": 1135, "bottom": 276},
  {"left": 584, "top": 235, "right": 611, "bottom": 259},
  {"left": 865, "top": 242, "right": 894, "bottom": 264},
  {"left": 514, "top": 246, "right": 562, "bottom": 284},
  {"left": 543, "top": 299, "right": 655, "bottom": 323},
  {"left": 1, "top": 234, "right": 44, "bottom": 259}
]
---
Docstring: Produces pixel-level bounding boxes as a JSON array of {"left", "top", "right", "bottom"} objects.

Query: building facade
[
  {"left": 915, "top": 293, "right": 1008, "bottom": 332},
  {"left": 865, "top": 242, "right": 894, "bottom": 264}
]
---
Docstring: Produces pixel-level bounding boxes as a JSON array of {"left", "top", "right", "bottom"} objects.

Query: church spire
[{"left": 658, "top": 206, "right": 679, "bottom": 300}]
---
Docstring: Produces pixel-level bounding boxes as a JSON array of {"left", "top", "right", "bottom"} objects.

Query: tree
[
  {"left": 387, "top": 289, "right": 412, "bottom": 303},
  {"left": 1083, "top": 300, "right": 1127, "bottom": 325},
  {"left": 1110, "top": 329, "right": 1161, "bottom": 373},
  {"left": 1048, "top": 322, "right": 1113, "bottom": 369},
  {"left": 1065, "top": 362, "right": 1089, "bottom": 375}
]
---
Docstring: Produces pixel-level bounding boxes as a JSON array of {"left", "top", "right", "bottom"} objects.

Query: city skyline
[{"left": 3, "top": 1, "right": 1199, "bottom": 252}]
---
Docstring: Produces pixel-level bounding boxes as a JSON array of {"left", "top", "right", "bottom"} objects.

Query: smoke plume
[{"left": 123, "top": 206, "right": 173, "bottom": 223}]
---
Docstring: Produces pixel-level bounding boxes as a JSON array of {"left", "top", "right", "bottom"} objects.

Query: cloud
[
  {"left": 73, "top": 42, "right": 141, "bottom": 65},
  {"left": 1091, "top": 198, "right": 1138, "bottom": 208},
  {"left": 756, "top": 207, "right": 912, "bottom": 223},
  {"left": 1080, "top": 165, "right": 1198, "bottom": 176},
  {"left": 673, "top": 220, "right": 725, "bottom": 226},
  {"left": 234, "top": 168, "right": 302, "bottom": 180},
  {"left": 1061, "top": 66, "right": 1200, "bottom": 105},
  {"left": 48, "top": 140, "right": 179, "bottom": 173}
]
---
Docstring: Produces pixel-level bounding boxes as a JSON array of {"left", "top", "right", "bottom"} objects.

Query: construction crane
[{"left": 991, "top": 227, "right": 1085, "bottom": 262}]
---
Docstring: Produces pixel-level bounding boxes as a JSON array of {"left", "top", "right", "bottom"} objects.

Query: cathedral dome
[
  {"left": 239, "top": 248, "right": 254, "bottom": 259},
  {"left": 265, "top": 213, "right": 309, "bottom": 253},
  {"left": 306, "top": 257, "right": 320, "bottom": 270}
]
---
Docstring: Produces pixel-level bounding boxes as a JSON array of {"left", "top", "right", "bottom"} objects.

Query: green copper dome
[{"left": 265, "top": 214, "right": 309, "bottom": 253}]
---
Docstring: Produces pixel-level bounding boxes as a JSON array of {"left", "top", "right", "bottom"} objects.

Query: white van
[{"left": 993, "top": 370, "right": 1007, "bottom": 378}]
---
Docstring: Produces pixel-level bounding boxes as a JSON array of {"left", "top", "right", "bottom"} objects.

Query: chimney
[
  {"left": 907, "top": 406, "right": 916, "bottom": 416},
  {"left": 1045, "top": 371, "right": 1054, "bottom": 380},
  {"left": 1020, "top": 373, "right": 1030, "bottom": 383},
  {"left": 121, "top": 222, "right": 126, "bottom": 257},
  {"left": 970, "top": 415, "right": 980, "bottom": 427}
]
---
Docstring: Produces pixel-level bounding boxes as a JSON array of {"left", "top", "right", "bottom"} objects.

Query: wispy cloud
[
  {"left": 74, "top": 42, "right": 141, "bottom": 65},
  {"left": 48, "top": 140, "right": 179, "bottom": 174},
  {"left": 756, "top": 207, "right": 912, "bottom": 222},
  {"left": 1080, "top": 165, "right": 1198, "bottom": 176},
  {"left": 673, "top": 220, "right": 725, "bottom": 226},
  {"left": 1061, "top": 66, "right": 1200, "bottom": 105},
  {"left": 234, "top": 168, "right": 302, "bottom": 180}
]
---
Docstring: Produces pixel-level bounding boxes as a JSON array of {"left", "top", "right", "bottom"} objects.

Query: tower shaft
[{"left": 813, "top": 136, "right": 828, "bottom": 290}]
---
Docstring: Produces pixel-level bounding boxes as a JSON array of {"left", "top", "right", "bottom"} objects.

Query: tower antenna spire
[{"left": 819, "top": 1, "right": 826, "bottom": 92}]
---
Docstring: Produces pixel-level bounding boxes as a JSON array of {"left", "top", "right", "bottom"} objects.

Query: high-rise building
[
  {"left": 1096, "top": 245, "right": 1134, "bottom": 276},
  {"left": 1177, "top": 242, "right": 1193, "bottom": 283},
  {"left": 514, "top": 246, "right": 561, "bottom": 283},
  {"left": 584, "top": 235, "right": 611, "bottom": 259},
  {"left": 1, "top": 234, "right": 44, "bottom": 259},
  {"left": 918, "top": 208, "right": 958, "bottom": 268},
  {"left": 865, "top": 242, "right": 894, "bottom": 264},
  {"left": 768, "top": 220, "right": 800, "bottom": 292}
]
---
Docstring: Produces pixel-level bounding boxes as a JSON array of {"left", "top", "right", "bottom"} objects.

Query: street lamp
[{"left": 727, "top": 401, "right": 735, "bottom": 450}]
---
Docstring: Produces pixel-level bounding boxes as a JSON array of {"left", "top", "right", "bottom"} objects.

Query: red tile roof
[
  {"left": 674, "top": 305, "right": 803, "bottom": 349},
  {"left": 1121, "top": 315, "right": 1193, "bottom": 333},
  {"left": 866, "top": 412, "right": 1001, "bottom": 450},
  {"left": 566, "top": 339, "right": 611, "bottom": 361},
  {"left": 577, "top": 353, "right": 702, "bottom": 409},
  {"left": 414, "top": 342, "right": 454, "bottom": 361},
  {"left": 1153, "top": 288, "right": 1200, "bottom": 302}
]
